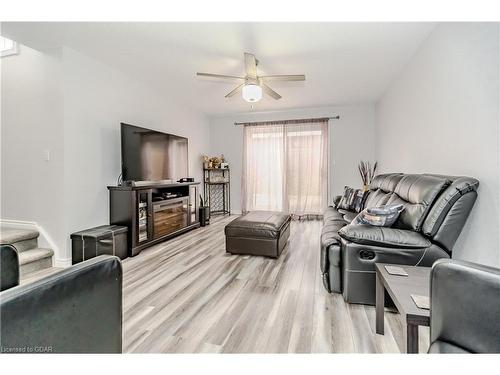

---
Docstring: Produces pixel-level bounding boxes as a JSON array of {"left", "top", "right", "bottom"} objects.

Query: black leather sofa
[
  {"left": 0, "top": 254, "right": 122, "bottom": 353},
  {"left": 321, "top": 173, "right": 479, "bottom": 305},
  {"left": 429, "top": 259, "right": 500, "bottom": 353}
]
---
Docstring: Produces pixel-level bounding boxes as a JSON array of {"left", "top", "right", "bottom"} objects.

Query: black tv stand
[{"left": 107, "top": 181, "right": 200, "bottom": 257}]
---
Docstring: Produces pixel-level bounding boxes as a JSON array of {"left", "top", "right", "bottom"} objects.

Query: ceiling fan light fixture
[
  {"left": 242, "top": 84, "right": 262, "bottom": 103},
  {"left": 197, "top": 53, "right": 305, "bottom": 102}
]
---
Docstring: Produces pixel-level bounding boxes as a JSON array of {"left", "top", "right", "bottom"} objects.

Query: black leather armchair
[
  {"left": 1, "top": 245, "right": 19, "bottom": 292},
  {"left": 429, "top": 259, "right": 500, "bottom": 353},
  {"left": 0, "top": 255, "right": 122, "bottom": 353}
]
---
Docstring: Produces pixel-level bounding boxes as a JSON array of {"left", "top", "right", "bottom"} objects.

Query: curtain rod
[{"left": 234, "top": 115, "right": 340, "bottom": 126}]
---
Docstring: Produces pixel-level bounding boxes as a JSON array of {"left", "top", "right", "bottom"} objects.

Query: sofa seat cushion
[
  {"left": 335, "top": 208, "right": 358, "bottom": 222},
  {"left": 342, "top": 211, "right": 358, "bottom": 222},
  {"left": 324, "top": 207, "right": 346, "bottom": 222},
  {"left": 225, "top": 211, "right": 291, "bottom": 239},
  {"left": 338, "top": 224, "right": 431, "bottom": 249}
]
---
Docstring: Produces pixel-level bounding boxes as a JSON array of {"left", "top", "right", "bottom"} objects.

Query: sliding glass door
[{"left": 242, "top": 119, "right": 328, "bottom": 216}]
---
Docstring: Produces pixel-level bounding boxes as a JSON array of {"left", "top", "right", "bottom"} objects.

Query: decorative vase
[{"left": 199, "top": 206, "right": 210, "bottom": 226}]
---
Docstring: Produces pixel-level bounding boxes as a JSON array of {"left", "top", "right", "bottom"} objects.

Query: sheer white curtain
[
  {"left": 242, "top": 123, "right": 285, "bottom": 212},
  {"left": 242, "top": 119, "right": 328, "bottom": 216}
]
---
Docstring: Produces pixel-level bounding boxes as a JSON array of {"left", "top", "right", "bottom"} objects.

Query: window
[
  {"left": 1, "top": 36, "right": 19, "bottom": 57},
  {"left": 242, "top": 119, "right": 329, "bottom": 216}
]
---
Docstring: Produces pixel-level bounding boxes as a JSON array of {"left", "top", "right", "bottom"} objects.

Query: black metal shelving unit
[{"left": 203, "top": 168, "right": 230, "bottom": 215}]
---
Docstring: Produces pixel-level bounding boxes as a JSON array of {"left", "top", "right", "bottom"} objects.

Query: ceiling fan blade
[
  {"left": 261, "top": 83, "right": 282, "bottom": 100},
  {"left": 244, "top": 53, "right": 257, "bottom": 78},
  {"left": 197, "top": 72, "right": 245, "bottom": 81},
  {"left": 259, "top": 74, "right": 306, "bottom": 82},
  {"left": 225, "top": 83, "right": 245, "bottom": 98}
]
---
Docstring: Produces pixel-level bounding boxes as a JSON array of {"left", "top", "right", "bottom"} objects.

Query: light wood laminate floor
[{"left": 122, "top": 215, "right": 429, "bottom": 353}]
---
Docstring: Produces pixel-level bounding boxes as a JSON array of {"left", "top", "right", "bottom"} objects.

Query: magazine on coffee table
[
  {"left": 411, "top": 294, "right": 430, "bottom": 310},
  {"left": 384, "top": 265, "right": 408, "bottom": 276}
]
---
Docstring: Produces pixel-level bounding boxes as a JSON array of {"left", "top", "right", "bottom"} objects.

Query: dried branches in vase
[{"left": 358, "top": 161, "right": 378, "bottom": 191}]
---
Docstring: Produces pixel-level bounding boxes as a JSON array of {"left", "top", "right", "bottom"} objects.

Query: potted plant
[
  {"left": 199, "top": 194, "right": 210, "bottom": 226},
  {"left": 210, "top": 156, "right": 221, "bottom": 169}
]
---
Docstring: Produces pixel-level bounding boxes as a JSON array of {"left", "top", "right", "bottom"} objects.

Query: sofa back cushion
[
  {"left": 387, "top": 175, "right": 450, "bottom": 231},
  {"left": 422, "top": 176, "right": 479, "bottom": 236},
  {"left": 364, "top": 173, "right": 404, "bottom": 212},
  {"left": 422, "top": 176, "right": 479, "bottom": 253},
  {"left": 360, "top": 173, "right": 477, "bottom": 251},
  {"left": 364, "top": 189, "right": 392, "bottom": 209},
  {"left": 369, "top": 173, "right": 404, "bottom": 192}
]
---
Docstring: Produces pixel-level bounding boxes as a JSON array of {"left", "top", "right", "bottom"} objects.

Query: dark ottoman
[{"left": 225, "top": 211, "right": 291, "bottom": 258}]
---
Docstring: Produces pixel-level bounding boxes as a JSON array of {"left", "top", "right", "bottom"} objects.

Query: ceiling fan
[{"left": 196, "top": 53, "right": 305, "bottom": 103}]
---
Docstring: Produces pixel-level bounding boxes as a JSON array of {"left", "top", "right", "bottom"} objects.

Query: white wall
[
  {"left": 1, "top": 45, "right": 65, "bottom": 256},
  {"left": 209, "top": 105, "right": 376, "bottom": 213},
  {"left": 1, "top": 45, "right": 210, "bottom": 265},
  {"left": 61, "top": 48, "right": 210, "bottom": 264},
  {"left": 375, "top": 23, "right": 500, "bottom": 267}
]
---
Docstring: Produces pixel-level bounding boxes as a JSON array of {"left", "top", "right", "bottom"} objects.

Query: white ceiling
[{"left": 2, "top": 22, "right": 435, "bottom": 115}]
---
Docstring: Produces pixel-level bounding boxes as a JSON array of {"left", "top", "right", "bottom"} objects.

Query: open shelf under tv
[{"left": 108, "top": 181, "right": 200, "bottom": 257}]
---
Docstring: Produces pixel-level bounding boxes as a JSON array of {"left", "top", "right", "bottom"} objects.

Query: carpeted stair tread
[
  {"left": 18, "top": 247, "right": 54, "bottom": 266},
  {"left": 0, "top": 227, "right": 39, "bottom": 245}
]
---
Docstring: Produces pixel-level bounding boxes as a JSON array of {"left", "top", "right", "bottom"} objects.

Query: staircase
[{"left": 0, "top": 227, "right": 54, "bottom": 278}]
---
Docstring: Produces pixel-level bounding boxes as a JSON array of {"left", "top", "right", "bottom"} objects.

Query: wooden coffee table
[{"left": 375, "top": 263, "right": 431, "bottom": 354}]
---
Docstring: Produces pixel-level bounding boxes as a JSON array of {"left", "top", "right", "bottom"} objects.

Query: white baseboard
[
  {"left": 54, "top": 257, "right": 72, "bottom": 268},
  {"left": 0, "top": 219, "right": 68, "bottom": 267}
]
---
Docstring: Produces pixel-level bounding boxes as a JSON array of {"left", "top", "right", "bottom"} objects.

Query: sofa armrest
[
  {"left": 1, "top": 245, "right": 19, "bottom": 292},
  {"left": 0, "top": 255, "right": 122, "bottom": 353},
  {"left": 332, "top": 195, "right": 342, "bottom": 208},
  {"left": 429, "top": 259, "right": 500, "bottom": 353},
  {"left": 338, "top": 224, "right": 431, "bottom": 249}
]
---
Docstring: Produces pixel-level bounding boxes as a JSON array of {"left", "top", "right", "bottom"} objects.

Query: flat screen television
[{"left": 121, "top": 123, "right": 188, "bottom": 182}]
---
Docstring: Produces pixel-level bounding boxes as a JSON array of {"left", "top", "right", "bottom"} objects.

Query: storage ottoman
[
  {"left": 71, "top": 225, "right": 128, "bottom": 264},
  {"left": 225, "top": 211, "right": 291, "bottom": 258}
]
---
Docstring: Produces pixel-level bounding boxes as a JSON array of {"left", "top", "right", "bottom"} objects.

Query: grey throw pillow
[
  {"left": 352, "top": 204, "right": 405, "bottom": 227},
  {"left": 337, "top": 186, "right": 354, "bottom": 210},
  {"left": 338, "top": 186, "right": 369, "bottom": 213}
]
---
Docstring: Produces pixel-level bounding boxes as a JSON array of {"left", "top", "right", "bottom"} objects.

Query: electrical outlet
[{"left": 44, "top": 149, "right": 50, "bottom": 161}]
